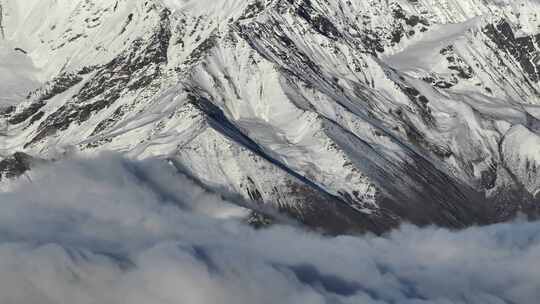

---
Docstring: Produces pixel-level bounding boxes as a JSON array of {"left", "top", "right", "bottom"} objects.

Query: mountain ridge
[{"left": 2, "top": 0, "right": 540, "bottom": 233}]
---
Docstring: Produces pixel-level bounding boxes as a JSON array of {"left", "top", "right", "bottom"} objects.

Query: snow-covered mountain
[{"left": 1, "top": 0, "right": 540, "bottom": 233}]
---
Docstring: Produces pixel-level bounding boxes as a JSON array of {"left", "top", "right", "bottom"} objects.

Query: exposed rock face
[
  {"left": 2, "top": 0, "right": 540, "bottom": 233},
  {"left": 0, "top": 152, "right": 35, "bottom": 180}
]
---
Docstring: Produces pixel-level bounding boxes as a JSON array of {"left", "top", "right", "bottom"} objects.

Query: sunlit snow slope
[{"left": 2, "top": 0, "right": 540, "bottom": 233}]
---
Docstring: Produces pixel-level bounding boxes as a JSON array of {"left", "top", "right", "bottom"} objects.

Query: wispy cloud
[{"left": 0, "top": 154, "right": 538, "bottom": 304}]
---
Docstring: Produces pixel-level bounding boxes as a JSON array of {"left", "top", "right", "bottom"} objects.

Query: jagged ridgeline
[{"left": 1, "top": 0, "right": 540, "bottom": 234}]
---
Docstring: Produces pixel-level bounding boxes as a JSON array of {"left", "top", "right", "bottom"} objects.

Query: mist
[{"left": 0, "top": 154, "right": 538, "bottom": 304}]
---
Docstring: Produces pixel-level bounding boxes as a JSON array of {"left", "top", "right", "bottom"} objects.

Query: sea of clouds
[{"left": 0, "top": 154, "right": 538, "bottom": 304}]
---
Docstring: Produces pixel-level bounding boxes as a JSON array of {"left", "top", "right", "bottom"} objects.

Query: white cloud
[{"left": 0, "top": 154, "right": 538, "bottom": 304}]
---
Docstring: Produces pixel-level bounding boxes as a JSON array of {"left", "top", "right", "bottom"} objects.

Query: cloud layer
[{"left": 0, "top": 154, "right": 538, "bottom": 304}]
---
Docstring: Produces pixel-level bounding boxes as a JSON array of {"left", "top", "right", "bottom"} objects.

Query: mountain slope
[{"left": 1, "top": 0, "right": 540, "bottom": 233}]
